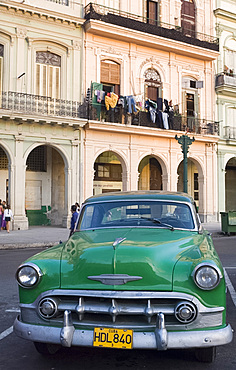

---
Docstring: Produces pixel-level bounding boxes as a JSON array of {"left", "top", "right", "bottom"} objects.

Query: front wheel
[
  {"left": 34, "top": 342, "right": 60, "bottom": 356},
  {"left": 195, "top": 346, "right": 216, "bottom": 363}
]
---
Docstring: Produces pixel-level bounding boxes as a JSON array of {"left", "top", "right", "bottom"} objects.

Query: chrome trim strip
[
  {"left": 87, "top": 274, "right": 143, "bottom": 285},
  {"left": 19, "top": 289, "right": 225, "bottom": 315},
  {"left": 14, "top": 317, "right": 233, "bottom": 350}
]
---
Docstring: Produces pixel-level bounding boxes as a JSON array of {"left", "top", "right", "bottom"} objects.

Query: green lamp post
[{"left": 175, "top": 134, "right": 195, "bottom": 193}]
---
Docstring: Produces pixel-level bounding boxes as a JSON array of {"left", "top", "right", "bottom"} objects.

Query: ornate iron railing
[
  {"left": 89, "top": 103, "right": 218, "bottom": 136},
  {"left": 0, "top": 91, "right": 88, "bottom": 119},
  {"left": 84, "top": 3, "right": 219, "bottom": 51},
  {"left": 215, "top": 73, "right": 236, "bottom": 88},
  {"left": 0, "top": 91, "right": 218, "bottom": 135}
]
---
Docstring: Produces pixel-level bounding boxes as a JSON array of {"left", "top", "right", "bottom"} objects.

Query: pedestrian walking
[
  {"left": 0, "top": 200, "right": 3, "bottom": 231},
  {"left": 3, "top": 204, "right": 14, "bottom": 233},
  {"left": 69, "top": 204, "right": 79, "bottom": 238}
]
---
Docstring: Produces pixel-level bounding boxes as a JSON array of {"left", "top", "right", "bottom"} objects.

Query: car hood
[{"left": 60, "top": 228, "right": 200, "bottom": 291}]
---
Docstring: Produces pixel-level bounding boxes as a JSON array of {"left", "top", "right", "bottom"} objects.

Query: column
[{"left": 13, "top": 136, "right": 29, "bottom": 230}]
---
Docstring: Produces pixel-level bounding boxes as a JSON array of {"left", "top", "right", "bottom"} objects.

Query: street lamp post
[{"left": 175, "top": 134, "right": 195, "bottom": 193}]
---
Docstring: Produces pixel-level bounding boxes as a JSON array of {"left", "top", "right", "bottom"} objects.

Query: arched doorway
[
  {"left": 0, "top": 146, "right": 9, "bottom": 205},
  {"left": 177, "top": 159, "right": 199, "bottom": 207},
  {"left": 138, "top": 156, "right": 162, "bottom": 190},
  {"left": 25, "top": 145, "right": 65, "bottom": 226},
  {"left": 225, "top": 157, "right": 236, "bottom": 211},
  {"left": 93, "top": 151, "right": 123, "bottom": 195}
]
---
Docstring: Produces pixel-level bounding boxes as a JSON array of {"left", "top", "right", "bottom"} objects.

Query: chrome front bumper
[{"left": 14, "top": 310, "right": 233, "bottom": 350}]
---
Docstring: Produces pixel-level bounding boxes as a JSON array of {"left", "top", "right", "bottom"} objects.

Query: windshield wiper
[{"left": 140, "top": 217, "right": 174, "bottom": 231}]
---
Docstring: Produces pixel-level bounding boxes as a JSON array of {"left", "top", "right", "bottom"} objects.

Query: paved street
[{"left": 0, "top": 224, "right": 235, "bottom": 369}]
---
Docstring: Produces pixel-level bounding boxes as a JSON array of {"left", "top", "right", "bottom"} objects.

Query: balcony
[
  {"left": 0, "top": 92, "right": 218, "bottom": 136},
  {"left": 89, "top": 102, "right": 218, "bottom": 136},
  {"left": 215, "top": 72, "right": 236, "bottom": 96},
  {"left": 0, "top": 91, "right": 88, "bottom": 122},
  {"left": 84, "top": 3, "right": 219, "bottom": 52},
  {"left": 224, "top": 126, "right": 236, "bottom": 140}
]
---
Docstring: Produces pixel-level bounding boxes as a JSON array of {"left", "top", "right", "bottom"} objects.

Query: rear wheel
[
  {"left": 34, "top": 342, "right": 60, "bottom": 356},
  {"left": 195, "top": 347, "right": 216, "bottom": 363}
]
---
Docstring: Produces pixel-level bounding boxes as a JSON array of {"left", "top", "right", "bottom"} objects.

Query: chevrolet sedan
[{"left": 14, "top": 191, "right": 233, "bottom": 362}]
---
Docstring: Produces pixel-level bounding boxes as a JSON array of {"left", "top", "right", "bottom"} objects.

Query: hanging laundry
[
  {"left": 126, "top": 95, "right": 137, "bottom": 113},
  {"left": 105, "top": 92, "right": 119, "bottom": 110},
  {"left": 162, "top": 112, "right": 169, "bottom": 129}
]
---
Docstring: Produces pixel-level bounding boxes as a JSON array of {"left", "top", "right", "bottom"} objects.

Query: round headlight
[
  {"left": 193, "top": 264, "right": 222, "bottom": 290},
  {"left": 16, "top": 263, "right": 42, "bottom": 288}
]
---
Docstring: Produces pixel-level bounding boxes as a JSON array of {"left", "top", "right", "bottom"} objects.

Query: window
[
  {"left": 147, "top": 1, "right": 158, "bottom": 26},
  {"left": 0, "top": 147, "right": 8, "bottom": 169},
  {"left": 94, "top": 163, "right": 122, "bottom": 181},
  {"left": 181, "top": 0, "right": 196, "bottom": 38},
  {"left": 100, "top": 60, "right": 120, "bottom": 95},
  {"left": 36, "top": 51, "right": 61, "bottom": 98},
  {"left": 144, "top": 68, "right": 162, "bottom": 101},
  {"left": 0, "top": 44, "right": 3, "bottom": 96},
  {"left": 26, "top": 146, "right": 47, "bottom": 172}
]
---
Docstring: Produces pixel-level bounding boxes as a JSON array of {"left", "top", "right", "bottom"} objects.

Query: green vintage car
[{"left": 14, "top": 191, "right": 233, "bottom": 362}]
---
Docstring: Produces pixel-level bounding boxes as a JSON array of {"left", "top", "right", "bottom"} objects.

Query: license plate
[{"left": 93, "top": 327, "right": 133, "bottom": 349}]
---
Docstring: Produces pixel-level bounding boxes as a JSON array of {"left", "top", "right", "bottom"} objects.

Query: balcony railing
[
  {"left": 46, "top": 0, "right": 69, "bottom": 5},
  {"left": 89, "top": 103, "right": 218, "bottom": 136},
  {"left": 224, "top": 126, "right": 236, "bottom": 140},
  {"left": 0, "top": 91, "right": 88, "bottom": 119},
  {"left": 0, "top": 91, "right": 218, "bottom": 135},
  {"left": 215, "top": 72, "right": 236, "bottom": 88},
  {"left": 84, "top": 3, "right": 219, "bottom": 51}
]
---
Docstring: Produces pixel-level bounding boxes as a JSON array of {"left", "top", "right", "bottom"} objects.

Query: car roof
[{"left": 84, "top": 191, "right": 194, "bottom": 205}]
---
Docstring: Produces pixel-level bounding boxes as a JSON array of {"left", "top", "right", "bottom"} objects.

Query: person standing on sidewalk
[
  {"left": 3, "top": 204, "right": 14, "bottom": 233},
  {"left": 69, "top": 204, "right": 79, "bottom": 238}
]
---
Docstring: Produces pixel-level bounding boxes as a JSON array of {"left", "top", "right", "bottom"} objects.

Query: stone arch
[
  {"left": 137, "top": 153, "right": 169, "bottom": 191},
  {"left": 0, "top": 141, "right": 13, "bottom": 207},
  {"left": 177, "top": 155, "right": 204, "bottom": 213},
  {"left": 225, "top": 156, "right": 236, "bottom": 211},
  {"left": 24, "top": 143, "right": 70, "bottom": 226},
  {"left": 93, "top": 149, "right": 129, "bottom": 195}
]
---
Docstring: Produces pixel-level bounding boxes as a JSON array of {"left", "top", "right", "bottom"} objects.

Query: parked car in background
[{"left": 14, "top": 191, "right": 233, "bottom": 362}]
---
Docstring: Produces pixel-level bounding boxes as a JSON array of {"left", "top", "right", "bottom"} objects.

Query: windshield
[{"left": 77, "top": 200, "right": 195, "bottom": 231}]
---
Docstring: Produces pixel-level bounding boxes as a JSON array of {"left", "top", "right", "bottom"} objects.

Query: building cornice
[
  {"left": 84, "top": 19, "right": 219, "bottom": 61},
  {"left": 85, "top": 121, "right": 219, "bottom": 144},
  {"left": 214, "top": 8, "right": 236, "bottom": 22},
  {"left": 0, "top": 0, "right": 84, "bottom": 27}
]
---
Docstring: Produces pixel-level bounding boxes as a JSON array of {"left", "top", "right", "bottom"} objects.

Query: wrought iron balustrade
[
  {"left": 84, "top": 3, "right": 219, "bottom": 51},
  {"left": 89, "top": 102, "right": 218, "bottom": 136},
  {"left": 215, "top": 73, "right": 236, "bottom": 88},
  {"left": 0, "top": 92, "right": 218, "bottom": 135},
  {"left": 0, "top": 91, "right": 88, "bottom": 119}
]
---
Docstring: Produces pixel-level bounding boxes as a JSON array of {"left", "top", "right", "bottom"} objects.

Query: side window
[{"left": 36, "top": 51, "right": 61, "bottom": 99}]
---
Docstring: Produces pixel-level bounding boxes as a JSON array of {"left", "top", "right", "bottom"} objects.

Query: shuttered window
[
  {"left": 181, "top": 0, "right": 196, "bottom": 37},
  {"left": 147, "top": 1, "right": 158, "bottom": 26},
  {"left": 101, "top": 60, "right": 120, "bottom": 85},
  {"left": 36, "top": 51, "right": 61, "bottom": 98}
]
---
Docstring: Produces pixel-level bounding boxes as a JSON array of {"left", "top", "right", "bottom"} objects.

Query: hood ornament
[
  {"left": 113, "top": 237, "right": 126, "bottom": 249},
  {"left": 87, "top": 274, "right": 143, "bottom": 285}
]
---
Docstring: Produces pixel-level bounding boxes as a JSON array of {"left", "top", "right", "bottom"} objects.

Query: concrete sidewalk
[{"left": 0, "top": 222, "right": 224, "bottom": 250}]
